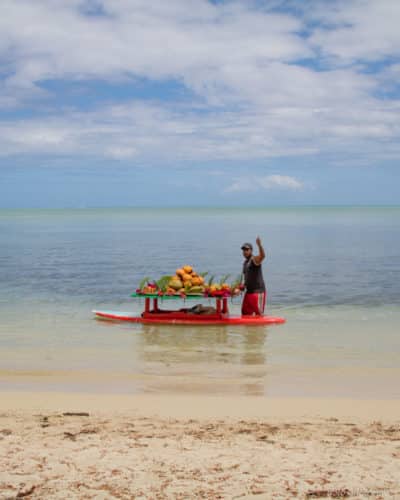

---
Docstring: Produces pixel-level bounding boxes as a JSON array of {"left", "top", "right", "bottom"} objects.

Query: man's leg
[
  {"left": 242, "top": 293, "right": 258, "bottom": 315},
  {"left": 258, "top": 291, "right": 267, "bottom": 315}
]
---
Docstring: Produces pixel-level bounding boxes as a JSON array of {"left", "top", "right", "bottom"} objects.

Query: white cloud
[
  {"left": 226, "top": 175, "right": 305, "bottom": 193},
  {"left": 105, "top": 146, "right": 137, "bottom": 159},
  {"left": 259, "top": 175, "right": 304, "bottom": 190},
  {"left": 0, "top": 0, "right": 399, "bottom": 166},
  {"left": 0, "top": 0, "right": 308, "bottom": 92},
  {"left": 1, "top": 96, "right": 399, "bottom": 165},
  {"left": 308, "top": 0, "right": 400, "bottom": 64}
]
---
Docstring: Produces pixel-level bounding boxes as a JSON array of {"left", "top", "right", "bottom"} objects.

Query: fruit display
[
  {"left": 166, "top": 265, "right": 205, "bottom": 295},
  {"left": 136, "top": 265, "right": 242, "bottom": 298}
]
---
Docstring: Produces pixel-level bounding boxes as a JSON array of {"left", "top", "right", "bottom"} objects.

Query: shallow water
[{"left": 1, "top": 207, "right": 399, "bottom": 397}]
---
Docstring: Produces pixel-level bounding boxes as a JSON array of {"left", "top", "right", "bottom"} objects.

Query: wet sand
[{"left": 1, "top": 393, "right": 400, "bottom": 499}]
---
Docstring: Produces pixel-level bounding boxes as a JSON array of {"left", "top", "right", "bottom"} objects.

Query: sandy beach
[{"left": 1, "top": 393, "right": 399, "bottom": 499}]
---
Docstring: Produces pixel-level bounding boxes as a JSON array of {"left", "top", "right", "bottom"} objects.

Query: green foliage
[
  {"left": 219, "top": 274, "right": 230, "bottom": 285},
  {"left": 138, "top": 276, "right": 150, "bottom": 290},
  {"left": 231, "top": 274, "right": 242, "bottom": 289},
  {"left": 155, "top": 275, "right": 173, "bottom": 292}
]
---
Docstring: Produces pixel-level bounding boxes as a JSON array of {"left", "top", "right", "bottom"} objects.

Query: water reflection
[{"left": 133, "top": 324, "right": 271, "bottom": 396}]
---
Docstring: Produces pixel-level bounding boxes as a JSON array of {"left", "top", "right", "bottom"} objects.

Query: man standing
[{"left": 241, "top": 236, "right": 266, "bottom": 316}]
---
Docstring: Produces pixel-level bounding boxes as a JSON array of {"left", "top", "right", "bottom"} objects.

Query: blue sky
[{"left": 0, "top": 0, "right": 399, "bottom": 207}]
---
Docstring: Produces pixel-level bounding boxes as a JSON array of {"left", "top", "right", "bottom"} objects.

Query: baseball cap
[{"left": 241, "top": 242, "right": 253, "bottom": 250}]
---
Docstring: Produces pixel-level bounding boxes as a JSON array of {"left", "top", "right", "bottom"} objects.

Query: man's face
[{"left": 242, "top": 247, "right": 252, "bottom": 258}]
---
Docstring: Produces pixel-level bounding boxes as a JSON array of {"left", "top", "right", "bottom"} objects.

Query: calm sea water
[{"left": 1, "top": 207, "right": 399, "bottom": 398}]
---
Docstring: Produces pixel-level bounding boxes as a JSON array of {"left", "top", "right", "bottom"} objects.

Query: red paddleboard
[{"left": 93, "top": 310, "right": 285, "bottom": 325}]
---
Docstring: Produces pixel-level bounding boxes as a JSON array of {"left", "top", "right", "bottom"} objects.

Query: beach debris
[
  {"left": 62, "top": 412, "right": 90, "bottom": 417},
  {"left": 63, "top": 428, "right": 98, "bottom": 441},
  {"left": 16, "top": 485, "right": 36, "bottom": 498},
  {"left": 306, "top": 488, "right": 351, "bottom": 498},
  {"left": 63, "top": 431, "right": 76, "bottom": 440},
  {"left": 40, "top": 416, "right": 50, "bottom": 428},
  {"left": 256, "top": 435, "right": 275, "bottom": 443}
]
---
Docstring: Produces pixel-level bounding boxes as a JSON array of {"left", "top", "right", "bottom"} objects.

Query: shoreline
[
  {"left": 1, "top": 391, "right": 400, "bottom": 421},
  {"left": 2, "top": 357, "right": 400, "bottom": 400}
]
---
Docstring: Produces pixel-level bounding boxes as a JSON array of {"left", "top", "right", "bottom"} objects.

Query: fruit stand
[
  {"left": 131, "top": 292, "right": 231, "bottom": 322},
  {"left": 93, "top": 264, "right": 285, "bottom": 325}
]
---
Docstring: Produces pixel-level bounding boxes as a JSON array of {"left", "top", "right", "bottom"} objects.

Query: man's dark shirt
[{"left": 243, "top": 257, "right": 266, "bottom": 293}]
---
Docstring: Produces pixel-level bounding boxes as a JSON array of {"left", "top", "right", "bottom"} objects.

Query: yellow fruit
[
  {"left": 182, "top": 273, "right": 192, "bottom": 282},
  {"left": 176, "top": 268, "right": 185, "bottom": 277},
  {"left": 183, "top": 265, "right": 193, "bottom": 274},
  {"left": 169, "top": 278, "right": 183, "bottom": 290}
]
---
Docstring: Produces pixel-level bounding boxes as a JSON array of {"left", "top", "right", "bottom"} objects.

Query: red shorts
[{"left": 241, "top": 291, "right": 266, "bottom": 316}]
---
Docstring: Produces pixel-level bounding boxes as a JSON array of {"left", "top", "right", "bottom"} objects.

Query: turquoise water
[{"left": 1, "top": 207, "right": 399, "bottom": 397}]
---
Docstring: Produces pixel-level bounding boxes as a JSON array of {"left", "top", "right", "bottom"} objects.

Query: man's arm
[{"left": 252, "top": 236, "right": 265, "bottom": 265}]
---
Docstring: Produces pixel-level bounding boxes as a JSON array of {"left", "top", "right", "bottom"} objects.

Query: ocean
[{"left": 1, "top": 207, "right": 399, "bottom": 398}]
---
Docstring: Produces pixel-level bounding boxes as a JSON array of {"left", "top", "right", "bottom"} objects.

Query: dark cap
[{"left": 241, "top": 242, "right": 253, "bottom": 250}]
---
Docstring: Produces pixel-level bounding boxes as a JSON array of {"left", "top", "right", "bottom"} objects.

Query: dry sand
[{"left": 1, "top": 393, "right": 400, "bottom": 499}]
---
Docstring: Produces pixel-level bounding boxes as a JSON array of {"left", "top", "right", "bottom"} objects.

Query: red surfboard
[{"left": 93, "top": 310, "right": 285, "bottom": 325}]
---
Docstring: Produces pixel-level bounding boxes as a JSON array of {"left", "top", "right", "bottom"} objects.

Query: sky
[{"left": 0, "top": 0, "right": 399, "bottom": 207}]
